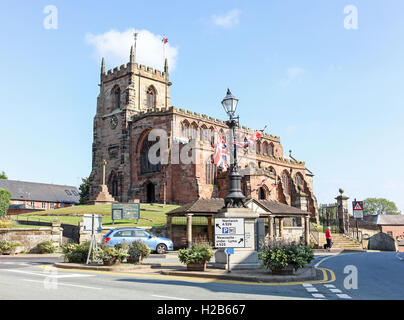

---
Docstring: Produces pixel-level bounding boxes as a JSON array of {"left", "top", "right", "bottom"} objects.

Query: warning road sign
[{"left": 352, "top": 200, "right": 364, "bottom": 218}]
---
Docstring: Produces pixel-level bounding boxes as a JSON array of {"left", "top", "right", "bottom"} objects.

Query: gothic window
[
  {"left": 256, "top": 141, "right": 261, "bottom": 154},
  {"left": 181, "top": 122, "right": 189, "bottom": 138},
  {"left": 140, "top": 138, "right": 161, "bottom": 174},
  {"left": 190, "top": 123, "right": 198, "bottom": 140},
  {"left": 210, "top": 127, "right": 215, "bottom": 145},
  {"left": 200, "top": 125, "right": 208, "bottom": 141},
  {"left": 268, "top": 143, "right": 274, "bottom": 156},
  {"left": 262, "top": 142, "right": 268, "bottom": 155},
  {"left": 295, "top": 174, "right": 303, "bottom": 187},
  {"left": 146, "top": 86, "right": 156, "bottom": 108},
  {"left": 206, "top": 160, "right": 217, "bottom": 185},
  {"left": 114, "top": 86, "right": 121, "bottom": 109},
  {"left": 281, "top": 172, "right": 290, "bottom": 195}
]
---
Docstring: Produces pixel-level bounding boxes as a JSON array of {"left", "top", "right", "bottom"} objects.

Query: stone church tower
[{"left": 89, "top": 47, "right": 171, "bottom": 202}]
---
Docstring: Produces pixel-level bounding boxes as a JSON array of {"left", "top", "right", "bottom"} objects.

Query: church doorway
[
  {"left": 258, "top": 187, "right": 266, "bottom": 200},
  {"left": 146, "top": 182, "right": 155, "bottom": 203}
]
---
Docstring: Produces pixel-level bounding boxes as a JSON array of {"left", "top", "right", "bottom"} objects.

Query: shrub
[
  {"left": 259, "top": 241, "right": 314, "bottom": 271},
  {"left": 178, "top": 244, "right": 213, "bottom": 265},
  {"left": 61, "top": 242, "right": 91, "bottom": 263},
  {"left": 36, "top": 241, "right": 55, "bottom": 254},
  {"left": 0, "top": 240, "right": 20, "bottom": 255},
  {"left": 0, "top": 220, "right": 13, "bottom": 228},
  {"left": 128, "top": 241, "right": 151, "bottom": 260},
  {"left": 96, "top": 246, "right": 128, "bottom": 265}
]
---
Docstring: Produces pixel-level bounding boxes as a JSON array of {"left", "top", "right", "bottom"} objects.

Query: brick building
[
  {"left": 0, "top": 180, "right": 80, "bottom": 215},
  {"left": 89, "top": 47, "right": 319, "bottom": 221}
]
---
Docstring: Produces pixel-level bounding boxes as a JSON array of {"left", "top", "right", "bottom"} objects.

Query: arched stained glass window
[{"left": 140, "top": 138, "right": 161, "bottom": 174}]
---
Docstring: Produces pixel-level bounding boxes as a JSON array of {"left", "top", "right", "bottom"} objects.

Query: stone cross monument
[{"left": 90, "top": 159, "right": 117, "bottom": 205}]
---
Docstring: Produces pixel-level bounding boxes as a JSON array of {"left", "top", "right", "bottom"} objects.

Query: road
[{"left": 0, "top": 252, "right": 403, "bottom": 300}]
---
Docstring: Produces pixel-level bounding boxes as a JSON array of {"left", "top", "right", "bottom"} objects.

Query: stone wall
[
  {"left": 368, "top": 232, "right": 397, "bottom": 251},
  {"left": 0, "top": 221, "right": 62, "bottom": 253}
]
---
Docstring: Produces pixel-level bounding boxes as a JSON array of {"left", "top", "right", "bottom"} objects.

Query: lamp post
[{"left": 221, "top": 89, "right": 246, "bottom": 208}]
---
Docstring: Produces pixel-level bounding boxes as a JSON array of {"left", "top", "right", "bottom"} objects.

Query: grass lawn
[{"left": 11, "top": 204, "right": 180, "bottom": 228}]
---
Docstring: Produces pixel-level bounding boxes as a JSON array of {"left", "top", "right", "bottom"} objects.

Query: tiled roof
[
  {"left": 0, "top": 180, "right": 80, "bottom": 204},
  {"left": 251, "top": 199, "right": 309, "bottom": 216},
  {"left": 376, "top": 215, "right": 404, "bottom": 225},
  {"left": 167, "top": 197, "right": 309, "bottom": 216}
]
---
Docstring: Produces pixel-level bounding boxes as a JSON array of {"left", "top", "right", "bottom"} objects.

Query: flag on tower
[{"left": 162, "top": 37, "right": 168, "bottom": 44}]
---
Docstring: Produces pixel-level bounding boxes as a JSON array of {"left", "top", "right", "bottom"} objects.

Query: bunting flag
[{"left": 212, "top": 135, "right": 229, "bottom": 170}]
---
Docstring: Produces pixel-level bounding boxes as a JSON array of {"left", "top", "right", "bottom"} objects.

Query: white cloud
[
  {"left": 280, "top": 67, "right": 306, "bottom": 86},
  {"left": 85, "top": 28, "right": 178, "bottom": 71},
  {"left": 212, "top": 9, "right": 241, "bottom": 28}
]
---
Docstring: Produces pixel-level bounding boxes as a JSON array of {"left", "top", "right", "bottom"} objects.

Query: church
[{"left": 89, "top": 47, "right": 319, "bottom": 221}]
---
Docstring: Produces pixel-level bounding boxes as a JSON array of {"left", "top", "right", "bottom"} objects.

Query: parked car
[{"left": 102, "top": 227, "right": 174, "bottom": 254}]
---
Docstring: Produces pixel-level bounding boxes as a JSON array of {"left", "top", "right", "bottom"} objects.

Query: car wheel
[{"left": 156, "top": 243, "right": 167, "bottom": 254}]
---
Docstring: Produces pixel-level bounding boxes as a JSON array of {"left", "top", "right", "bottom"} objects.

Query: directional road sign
[{"left": 214, "top": 218, "right": 245, "bottom": 248}]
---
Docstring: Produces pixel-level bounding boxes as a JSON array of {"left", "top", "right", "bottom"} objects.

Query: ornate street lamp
[{"left": 221, "top": 89, "right": 246, "bottom": 208}]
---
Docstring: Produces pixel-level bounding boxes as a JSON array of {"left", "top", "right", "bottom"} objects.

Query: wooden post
[
  {"left": 268, "top": 216, "right": 274, "bottom": 240},
  {"left": 186, "top": 214, "right": 193, "bottom": 248},
  {"left": 279, "top": 217, "right": 284, "bottom": 238},
  {"left": 207, "top": 216, "right": 213, "bottom": 245},
  {"left": 167, "top": 215, "right": 173, "bottom": 242},
  {"left": 305, "top": 215, "right": 310, "bottom": 245}
]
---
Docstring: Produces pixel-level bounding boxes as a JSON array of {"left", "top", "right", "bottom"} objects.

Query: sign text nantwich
[
  {"left": 214, "top": 218, "right": 245, "bottom": 248},
  {"left": 352, "top": 200, "right": 364, "bottom": 219}
]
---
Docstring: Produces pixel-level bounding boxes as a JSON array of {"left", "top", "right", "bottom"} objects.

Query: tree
[
  {"left": 0, "top": 171, "right": 7, "bottom": 179},
  {"left": 363, "top": 198, "right": 401, "bottom": 216},
  {"left": 0, "top": 188, "right": 12, "bottom": 219},
  {"left": 79, "top": 177, "right": 90, "bottom": 205}
]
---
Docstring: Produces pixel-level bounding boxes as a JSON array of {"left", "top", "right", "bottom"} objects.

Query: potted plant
[
  {"left": 178, "top": 244, "right": 213, "bottom": 271},
  {"left": 96, "top": 246, "right": 128, "bottom": 266},
  {"left": 0, "top": 240, "right": 20, "bottom": 255},
  {"left": 259, "top": 242, "right": 314, "bottom": 275},
  {"left": 127, "top": 241, "right": 151, "bottom": 264},
  {"left": 61, "top": 242, "right": 91, "bottom": 263}
]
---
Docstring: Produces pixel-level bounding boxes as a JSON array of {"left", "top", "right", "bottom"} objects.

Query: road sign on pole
[
  {"left": 352, "top": 200, "right": 364, "bottom": 219},
  {"left": 215, "top": 218, "right": 245, "bottom": 248}
]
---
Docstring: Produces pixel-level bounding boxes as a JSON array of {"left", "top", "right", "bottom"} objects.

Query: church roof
[
  {"left": 0, "top": 180, "right": 80, "bottom": 204},
  {"left": 247, "top": 199, "right": 310, "bottom": 216}
]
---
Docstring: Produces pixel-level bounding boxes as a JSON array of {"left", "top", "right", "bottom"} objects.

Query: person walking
[{"left": 324, "top": 226, "right": 332, "bottom": 251}]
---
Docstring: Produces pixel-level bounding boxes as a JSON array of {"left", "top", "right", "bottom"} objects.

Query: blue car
[{"left": 102, "top": 227, "right": 174, "bottom": 254}]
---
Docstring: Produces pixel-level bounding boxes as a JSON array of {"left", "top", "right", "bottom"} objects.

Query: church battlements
[{"left": 102, "top": 61, "right": 168, "bottom": 84}]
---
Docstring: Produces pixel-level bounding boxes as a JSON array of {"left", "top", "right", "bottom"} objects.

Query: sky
[{"left": 0, "top": 0, "right": 403, "bottom": 213}]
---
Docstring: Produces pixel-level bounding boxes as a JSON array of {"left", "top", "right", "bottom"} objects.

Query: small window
[
  {"left": 71, "top": 190, "right": 78, "bottom": 196},
  {"left": 114, "top": 230, "right": 134, "bottom": 237},
  {"left": 134, "top": 230, "right": 149, "bottom": 238},
  {"left": 50, "top": 203, "right": 54, "bottom": 209},
  {"left": 65, "top": 190, "right": 72, "bottom": 196},
  {"left": 42, "top": 202, "right": 46, "bottom": 209}
]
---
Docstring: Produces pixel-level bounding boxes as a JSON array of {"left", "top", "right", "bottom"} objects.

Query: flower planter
[
  {"left": 270, "top": 264, "right": 296, "bottom": 275},
  {"left": 186, "top": 262, "right": 207, "bottom": 271},
  {"left": 103, "top": 258, "right": 120, "bottom": 266},
  {"left": 127, "top": 255, "right": 142, "bottom": 264}
]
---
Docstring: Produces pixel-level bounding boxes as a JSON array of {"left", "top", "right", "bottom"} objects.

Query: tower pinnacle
[
  {"left": 101, "top": 57, "right": 105, "bottom": 74},
  {"left": 130, "top": 46, "right": 135, "bottom": 64}
]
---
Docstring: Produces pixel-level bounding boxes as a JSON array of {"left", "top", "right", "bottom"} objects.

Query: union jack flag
[{"left": 212, "top": 135, "right": 228, "bottom": 170}]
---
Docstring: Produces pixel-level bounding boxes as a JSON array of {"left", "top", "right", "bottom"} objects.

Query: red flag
[{"left": 162, "top": 37, "right": 168, "bottom": 44}]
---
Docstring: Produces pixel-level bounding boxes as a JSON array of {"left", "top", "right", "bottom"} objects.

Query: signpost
[
  {"left": 352, "top": 199, "right": 364, "bottom": 241},
  {"left": 214, "top": 218, "right": 245, "bottom": 248},
  {"left": 84, "top": 214, "right": 102, "bottom": 264},
  {"left": 111, "top": 203, "right": 140, "bottom": 224},
  {"left": 224, "top": 248, "right": 234, "bottom": 273}
]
